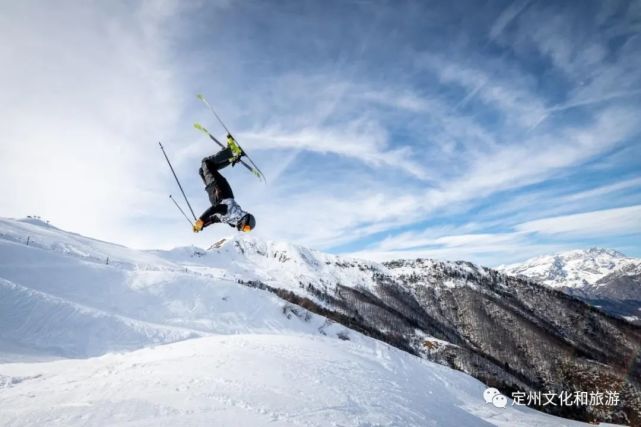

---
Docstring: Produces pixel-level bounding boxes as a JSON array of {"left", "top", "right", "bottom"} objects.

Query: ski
[
  {"left": 195, "top": 94, "right": 266, "bottom": 183},
  {"left": 197, "top": 93, "right": 232, "bottom": 136},
  {"left": 193, "top": 122, "right": 266, "bottom": 183}
]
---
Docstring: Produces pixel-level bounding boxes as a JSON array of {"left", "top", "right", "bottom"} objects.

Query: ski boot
[{"left": 227, "top": 134, "right": 244, "bottom": 166}]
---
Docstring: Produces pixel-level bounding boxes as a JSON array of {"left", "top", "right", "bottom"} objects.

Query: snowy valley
[{"left": 0, "top": 217, "right": 639, "bottom": 426}]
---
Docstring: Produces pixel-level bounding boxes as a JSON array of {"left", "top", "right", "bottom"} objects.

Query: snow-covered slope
[
  {"left": 499, "top": 248, "right": 641, "bottom": 290},
  {"left": 0, "top": 217, "right": 587, "bottom": 426},
  {"left": 0, "top": 335, "right": 585, "bottom": 427},
  {"left": 0, "top": 218, "right": 354, "bottom": 360}
]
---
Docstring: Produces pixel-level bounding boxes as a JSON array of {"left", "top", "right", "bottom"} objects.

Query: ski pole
[
  {"left": 169, "top": 194, "right": 194, "bottom": 226},
  {"left": 159, "top": 142, "right": 197, "bottom": 221}
]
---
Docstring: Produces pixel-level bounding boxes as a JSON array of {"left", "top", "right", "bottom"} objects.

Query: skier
[{"left": 192, "top": 135, "right": 256, "bottom": 233}]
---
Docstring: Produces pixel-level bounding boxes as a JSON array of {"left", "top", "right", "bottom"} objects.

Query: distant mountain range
[{"left": 499, "top": 248, "right": 641, "bottom": 323}]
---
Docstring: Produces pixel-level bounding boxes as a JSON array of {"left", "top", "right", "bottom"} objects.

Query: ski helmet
[{"left": 238, "top": 213, "right": 256, "bottom": 232}]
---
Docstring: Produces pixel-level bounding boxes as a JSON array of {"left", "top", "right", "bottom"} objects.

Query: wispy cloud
[
  {"left": 516, "top": 205, "right": 641, "bottom": 237},
  {"left": 419, "top": 53, "right": 546, "bottom": 128},
  {"left": 241, "top": 119, "right": 430, "bottom": 181},
  {"left": 562, "top": 177, "right": 641, "bottom": 203},
  {"left": 489, "top": 0, "right": 532, "bottom": 41}
]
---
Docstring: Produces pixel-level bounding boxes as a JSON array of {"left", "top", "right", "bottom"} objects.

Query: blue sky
[{"left": 1, "top": 0, "right": 640, "bottom": 266}]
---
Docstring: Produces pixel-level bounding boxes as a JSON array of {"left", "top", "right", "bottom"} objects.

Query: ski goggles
[{"left": 241, "top": 224, "right": 252, "bottom": 232}]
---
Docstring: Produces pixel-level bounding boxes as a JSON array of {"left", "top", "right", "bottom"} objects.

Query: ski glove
[{"left": 193, "top": 219, "right": 204, "bottom": 233}]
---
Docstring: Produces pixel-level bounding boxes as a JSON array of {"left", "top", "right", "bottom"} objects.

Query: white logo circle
[
  {"left": 483, "top": 387, "right": 500, "bottom": 403},
  {"left": 492, "top": 394, "right": 508, "bottom": 408}
]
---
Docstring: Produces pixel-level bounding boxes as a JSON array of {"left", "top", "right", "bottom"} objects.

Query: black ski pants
[{"left": 199, "top": 147, "right": 235, "bottom": 205}]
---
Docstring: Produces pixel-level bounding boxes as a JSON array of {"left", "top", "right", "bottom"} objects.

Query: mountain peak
[
  {"left": 584, "top": 247, "right": 626, "bottom": 258},
  {"left": 500, "top": 247, "right": 639, "bottom": 289},
  {"left": 542, "top": 247, "right": 628, "bottom": 262}
]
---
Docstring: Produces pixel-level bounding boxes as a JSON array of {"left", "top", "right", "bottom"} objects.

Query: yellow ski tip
[
  {"left": 193, "top": 122, "right": 205, "bottom": 131},
  {"left": 196, "top": 93, "right": 205, "bottom": 101}
]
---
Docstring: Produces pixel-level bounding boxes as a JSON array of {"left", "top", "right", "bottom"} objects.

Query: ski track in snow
[{"left": 0, "top": 218, "right": 591, "bottom": 426}]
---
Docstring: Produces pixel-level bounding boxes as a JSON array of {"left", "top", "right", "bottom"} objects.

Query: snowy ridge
[
  {"left": 203, "top": 235, "right": 382, "bottom": 291},
  {"left": 386, "top": 258, "right": 491, "bottom": 289},
  {"left": 0, "top": 217, "right": 592, "bottom": 426},
  {"left": 171, "top": 235, "right": 488, "bottom": 303},
  {"left": 0, "top": 218, "right": 173, "bottom": 269}
]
